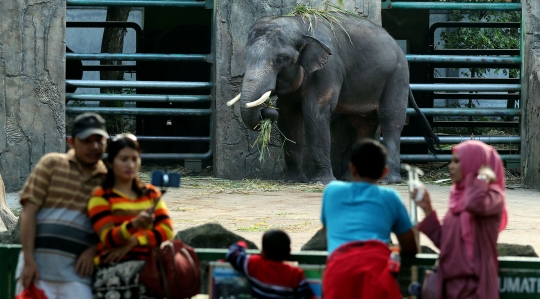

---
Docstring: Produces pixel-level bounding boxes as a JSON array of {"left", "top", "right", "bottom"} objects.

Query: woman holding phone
[
  {"left": 87, "top": 133, "right": 173, "bottom": 298},
  {"left": 414, "top": 140, "right": 507, "bottom": 299}
]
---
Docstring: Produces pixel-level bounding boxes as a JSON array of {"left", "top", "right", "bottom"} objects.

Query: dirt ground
[{"left": 161, "top": 177, "right": 540, "bottom": 254}]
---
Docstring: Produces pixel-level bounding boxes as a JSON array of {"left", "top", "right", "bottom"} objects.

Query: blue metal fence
[{"left": 66, "top": 1, "right": 522, "bottom": 163}]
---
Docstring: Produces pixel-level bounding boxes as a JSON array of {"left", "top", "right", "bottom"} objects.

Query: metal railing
[
  {"left": 380, "top": 3, "right": 523, "bottom": 162},
  {"left": 66, "top": 1, "right": 523, "bottom": 163},
  {"left": 382, "top": 1, "right": 521, "bottom": 11},
  {"left": 1, "top": 245, "right": 539, "bottom": 299},
  {"left": 66, "top": 0, "right": 208, "bottom": 7},
  {"left": 66, "top": 0, "right": 214, "bottom": 162}
]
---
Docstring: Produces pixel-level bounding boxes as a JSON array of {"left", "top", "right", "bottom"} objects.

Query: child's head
[
  {"left": 350, "top": 139, "right": 388, "bottom": 180},
  {"left": 262, "top": 229, "right": 291, "bottom": 261}
]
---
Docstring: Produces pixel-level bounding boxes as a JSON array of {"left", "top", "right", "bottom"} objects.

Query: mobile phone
[{"left": 151, "top": 171, "right": 181, "bottom": 188}]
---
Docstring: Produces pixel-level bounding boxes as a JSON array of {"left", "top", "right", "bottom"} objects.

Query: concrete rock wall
[
  {"left": 521, "top": 0, "right": 540, "bottom": 190},
  {"left": 0, "top": 0, "right": 65, "bottom": 192},
  {"left": 214, "top": 0, "right": 381, "bottom": 181}
]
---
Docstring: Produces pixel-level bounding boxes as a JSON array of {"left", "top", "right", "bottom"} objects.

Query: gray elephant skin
[{"left": 230, "top": 14, "right": 438, "bottom": 184}]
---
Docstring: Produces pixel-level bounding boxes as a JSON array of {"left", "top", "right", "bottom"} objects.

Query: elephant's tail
[{"left": 408, "top": 88, "right": 441, "bottom": 154}]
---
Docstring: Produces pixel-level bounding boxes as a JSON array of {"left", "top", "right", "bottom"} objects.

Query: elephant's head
[{"left": 227, "top": 17, "right": 332, "bottom": 130}]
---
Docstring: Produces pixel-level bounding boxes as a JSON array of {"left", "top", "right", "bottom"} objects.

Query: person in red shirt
[{"left": 226, "top": 229, "right": 316, "bottom": 299}]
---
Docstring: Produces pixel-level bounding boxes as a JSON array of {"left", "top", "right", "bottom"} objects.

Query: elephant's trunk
[{"left": 239, "top": 72, "right": 276, "bottom": 131}]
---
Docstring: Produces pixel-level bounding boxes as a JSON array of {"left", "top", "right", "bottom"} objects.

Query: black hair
[
  {"left": 350, "top": 139, "right": 388, "bottom": 180},
  {"left": 102, "top": 134, "right": 146, "bottom": 196},
  {"left": 262, "top": 229, "right": 291, "bottom": 261}
]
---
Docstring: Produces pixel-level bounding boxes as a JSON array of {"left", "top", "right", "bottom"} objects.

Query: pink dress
[{"left": 418, "top": 175, "right": 505, "bottom": 299}]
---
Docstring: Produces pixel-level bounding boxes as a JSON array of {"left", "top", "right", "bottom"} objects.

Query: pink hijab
[{"left": 449, "top": 140, "right": 508, "bottom": 261}]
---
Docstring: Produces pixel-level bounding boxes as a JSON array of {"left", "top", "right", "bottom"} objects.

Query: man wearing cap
[{"left": 16, "top": 113, "right": 109, "bottom": 299}]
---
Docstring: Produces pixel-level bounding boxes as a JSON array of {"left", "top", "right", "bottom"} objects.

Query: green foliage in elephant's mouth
[
  {"left": 252, "top": 98, "right": 295, "bottom": 164},
  {"left": 253, "top": 118, "right": 274, "bottom": 163}
]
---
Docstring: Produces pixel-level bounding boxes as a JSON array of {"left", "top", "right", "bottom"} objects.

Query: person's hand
[
  {"left": 76, "top": 245, "right": 96, "bottom": 277},
  {"left": 21, "top": 259, "right": 39, "bottom": 288},
  {"left": 103, "top": 237, "right": 139, "bottom": 264},
  {"left": 412, "top": 186, "right": 434, "bottom": 217},
  {"left": 131, "top": 210, "right": 155, "bottom": 230},
  {"left": 478, "top": 165, "right": 496, "bottom": 183}
]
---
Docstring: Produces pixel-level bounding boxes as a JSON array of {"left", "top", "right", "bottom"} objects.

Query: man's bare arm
[
  {"left": 20, "top": 202, "right": 40, "bottom": 288},
  {"left": 396, "top": 228, "right": 419, "bottom": 257}
]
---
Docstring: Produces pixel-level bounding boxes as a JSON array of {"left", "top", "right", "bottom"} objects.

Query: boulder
[
  {"left": 301, "top": 229, "right": 439, "bottom": 255},
  {"left": 421, "top": 245, "right": 437, "bottom": 254},
  {"left": 498, "top": 243, "right": 538, "bottom": 257},
  {"left": 301, "top": 229, "right": 326, "bottom": 251},
  {"left": 0, "top": 174, "right": 17, "bottom": 232},
  {"left": 175, "top": 223, "right": 258, "bottom": 249},
  {"left": 0, "top": 215, "right": 20, "bottom": 244},
  {"left": 174, "top": 223, "right": 258, "bottom": 295}
]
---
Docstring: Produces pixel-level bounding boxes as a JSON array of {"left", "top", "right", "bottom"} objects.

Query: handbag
[
  {"left": 15, "top": 283, "right": 48, "bottom": 299},
  {"left": 421, "top": 268, "right": 438, "bottom": 299},
  {"left": 92, "top": 260, "right": 146, "bottom": 299},
  {"left": 140, "top": 239, "right": 201, "bottom": 299}
]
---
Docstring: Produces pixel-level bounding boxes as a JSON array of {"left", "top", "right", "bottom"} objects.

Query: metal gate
[
  {"left": 383, "top": 0, "right": 522, "bottom": 162},
  {"left": 65, "top": 0, "right": 214, "bottom": 163},
  {"left": 65, "top": 0, "right": 523, "bottom": 164}
]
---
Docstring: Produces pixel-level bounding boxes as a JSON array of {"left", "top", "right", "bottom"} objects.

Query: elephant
[{"left": 228, "top": 13, "right": 439, "bottom": 184}]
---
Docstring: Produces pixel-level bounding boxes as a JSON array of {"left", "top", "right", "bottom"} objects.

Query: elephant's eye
[{"left": 275, "top": 56, "right": 288, "bottom": 65}]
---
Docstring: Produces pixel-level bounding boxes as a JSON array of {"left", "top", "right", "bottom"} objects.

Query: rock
[
  {"left": 301, "top": 230, "right": 439, "bottom": 255},
  {"left": 0, "top": 218, "right": 20, "bottom": 244},
  {"left": 175, "top": 223, "right": 258, "bottom": 249},
  {"left": 0, "top": 174, "right": 17, "bottom": 232},
  {"left": 174, "top": 223, "right": 258, "bottom": 295},
  {"left": 421, "top": 245, "right": 437, "bottom": 254},
  {"left": 301, "top": 229, "right": 326, "bottom": 251},
  {"left": 498, "top": 243, "right": 538, "bottom": 257}
]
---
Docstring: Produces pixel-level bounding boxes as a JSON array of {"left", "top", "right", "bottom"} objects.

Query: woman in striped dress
[{"left": 88, "top": 133, "right": 173, "bottom": 298}]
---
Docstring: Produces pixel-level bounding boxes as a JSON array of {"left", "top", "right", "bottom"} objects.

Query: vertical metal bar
[
  {"left": 210, "top": 0, "right": 217, "bottom": 169},
  {"left": 520, "top": 5, "right": 525, "bottom": 144}
]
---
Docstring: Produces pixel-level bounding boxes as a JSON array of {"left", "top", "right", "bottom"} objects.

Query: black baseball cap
[{"left": 72, "top": 113, "right": 108, "bottom": 140}]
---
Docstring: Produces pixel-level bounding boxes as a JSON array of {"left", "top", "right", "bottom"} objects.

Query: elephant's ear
[{"left": 299, "top": 35, "right": 332, "bottom": 74}]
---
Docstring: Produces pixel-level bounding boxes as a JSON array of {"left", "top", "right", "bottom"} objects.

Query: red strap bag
[
  {"left": 15, "top": 283, "right": 48, "bottom": 299},
  {"left": 140, "top": 239, "right": 201, "bottom": 299}
]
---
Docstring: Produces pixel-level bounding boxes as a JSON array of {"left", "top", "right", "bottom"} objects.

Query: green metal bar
[
  {"left": 66, "top": 0, "right": 207, "bottom": 7},
  {"left": 407, "top": 108, "right": 521, "bottom": 117},
  {"left": 410, "top": 84, "right": 521, "bottom": 92},
  {"left": 382, "top": 1, "right": 521, "bottom": 11},
  {"left": 406, "top": 54, "right": 521, "bottom": 65},
  {"left": 66, "top": 53, "right": 208, "bottom": 62},
  {"left": 398, "top": 136, "right": 520, "bottom": 144},
  {"left": 66, "top": 80, "right": 212, "bottom": 89},
  {"left": 401, "top": 154, "right": 520, "bottom": 162},
  {"left": 3, "top": 245, "right": 540, "bottom": 299},
  {"left": 142, "top": 151, "right": 213, "bottom": 161},
  {"left": 0, "top": 245, "right": 10, "bottom": 299},
  {"left": 66, "top": 107, "right": 212, "bottom": 116},
  {"left": 66, "top": 93, "right": 211, "bottom": 103}
]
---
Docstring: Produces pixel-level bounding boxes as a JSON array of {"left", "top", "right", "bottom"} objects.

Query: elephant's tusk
[
  {"left": 226, "top": 93, "right": 241, "bottom": 106},
  {"left": 245, "top": 90, "right": 272, "bottom": 108}
]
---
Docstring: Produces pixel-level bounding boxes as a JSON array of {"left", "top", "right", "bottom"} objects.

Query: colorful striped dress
[{"left": 88, "top": 184, "right": 174, "bottom": 265}]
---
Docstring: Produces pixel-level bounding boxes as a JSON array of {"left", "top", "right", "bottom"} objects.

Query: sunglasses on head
[{"left": 111, "top": 133, "right": 138, "bottom": 142}]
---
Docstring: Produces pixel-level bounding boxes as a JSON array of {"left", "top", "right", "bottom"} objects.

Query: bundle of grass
[
  {"left": 252, "top": 97, "right": 278, "bottom": 163},
  {"left": 252, "top": 96, "right": 296, "bottom": 163},
  {"left": 286, "top": 1, "right": 355, "bottom": 42}
]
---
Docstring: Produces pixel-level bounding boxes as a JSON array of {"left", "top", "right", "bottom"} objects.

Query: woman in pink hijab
[{"left": 415, "top": 140, "right": 508, "bottom": 299}]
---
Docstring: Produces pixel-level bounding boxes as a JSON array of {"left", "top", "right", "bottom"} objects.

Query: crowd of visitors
[{"left": 13, "top": 112, "right": 507, "bottom": 299}]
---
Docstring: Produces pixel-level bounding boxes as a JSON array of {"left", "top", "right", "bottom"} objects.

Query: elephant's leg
[
  {"left": 277, "top": 100, "right": 308, "bottom": 183},
  {"left": 302, "top": 96, "right": 336, "bottom": 184},
  {"left": 378, "top": 81, "right": 409, "bottom": 184},
  {"left": 347, "top": 113, "right": 380, "bottom": 142},
  {"left": 339, "top": 115, "right": 379, "bottom": 181}
]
